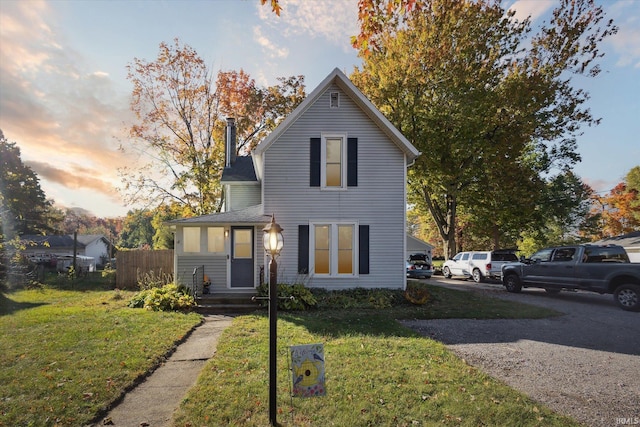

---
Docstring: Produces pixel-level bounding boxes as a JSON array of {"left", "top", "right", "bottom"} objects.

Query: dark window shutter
[
  {"left": 310, "top": 138, "right": 321, "bottom": 187},
  {"left": 298, "top": 225, "right": 309, "bottom": 274},
  {"left": 359, "top": 225, "right": 369, "bottom": 274},
  {"left": 348, "top": 138, "right": 358, "bottom": 187}
]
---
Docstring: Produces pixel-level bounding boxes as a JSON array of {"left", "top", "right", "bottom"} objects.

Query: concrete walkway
[{"left": 94, "top": 315, "right": 233, "bottom": 427}]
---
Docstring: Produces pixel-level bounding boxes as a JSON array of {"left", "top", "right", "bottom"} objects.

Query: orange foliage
[
  {"left": 260, "top": 0, "right": 282, "bottom": 16},
  {"left": 590, "top": 183, "right": 640, "bottom": 238}
]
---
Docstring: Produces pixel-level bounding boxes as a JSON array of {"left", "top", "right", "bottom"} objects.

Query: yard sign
[{"left": 289, "top": 343, "right": 325, "bottom": 397}]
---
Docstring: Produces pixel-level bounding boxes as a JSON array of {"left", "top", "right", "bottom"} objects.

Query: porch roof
[{"left": 167, "top": 204, "right": 271, "bottom": 225}]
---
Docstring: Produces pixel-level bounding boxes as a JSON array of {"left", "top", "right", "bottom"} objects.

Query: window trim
[
  {"left": 320, "top": 133, "right": 347, "bottom": 190},
  {"left": 309, "top": 221, "right": 358, "bottom": 277}
]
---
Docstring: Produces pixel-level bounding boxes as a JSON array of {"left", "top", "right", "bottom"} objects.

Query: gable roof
[
  {"left": 76, "top": 234, "right": 110, "bottom": 246},
  {"left": 407, "top": 234, "right": 434, "bottom": 252},
  {"left": 253, "top": 67, "right": 420, "bottom": 162},
  {"left": 20, "top": 235, "right": 84, "bottom": 249},
  {"left": 593, "top": 231, "right": 640, "bottom": 248}
]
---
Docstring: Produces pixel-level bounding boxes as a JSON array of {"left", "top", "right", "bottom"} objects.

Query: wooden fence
[{"left": 116, "top": 250, "right": 174, "bottom": 290}]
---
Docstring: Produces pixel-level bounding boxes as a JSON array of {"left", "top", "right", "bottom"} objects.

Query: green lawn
[
  {"left": 0, "top": 280, "right": 201, "bottom": 427},
  {"left": 173, "top": 285, "right": 574, "bottom": 427},
  {"left": 0, "top": 279, "right": 578, "bottom": 427}
]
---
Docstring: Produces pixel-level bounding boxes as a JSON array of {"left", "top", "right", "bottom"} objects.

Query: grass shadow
[
  {"left": 0, "top": 293, "right": 48, "bottom": 316},
  {"left": 281, "top": 310, "right": 420, "bottom": 338},
  {"left": 271, "top": 283, "right": 559, "bottom": 339}
]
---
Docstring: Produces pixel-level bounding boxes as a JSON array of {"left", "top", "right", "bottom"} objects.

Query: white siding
[
  {"left": 85, "top": 240, "right": 108, "bottom": 263},
  {"left": 176, "top": 255, "right": 227, "bottom": 292},
  {"left": 262, "top": 85, "right": 407, "bottom": 289},
  {"left": 174, "top": 225, "right": 264, "bottom": 292}
]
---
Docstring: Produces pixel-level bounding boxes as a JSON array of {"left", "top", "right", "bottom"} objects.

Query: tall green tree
[
  {"left": 0, "top": 131, "right": 55, "bottom": 238},
  {"left": 121, "top": 39, "right": 305, "bottom": 217},
  {"left": 151, "top": 202, "right": 189, "bottom": 250},
  {"left": 625, "top": 166, "right": 640, "bottom": 226},
  {"left": 351, "top": 0, "right": 616, "bottom": 258},
  {"left": 517, "top": 171, "right": 594, "bottom": 254},
  {"left": 118, "top": 209, "right": 155, "bottom": 249},
  {"left": 1, "top": 131, "right": 61, "bottom": 286},
  {"left": 626, "top": 166, "right": 640, "bottom": 192}
]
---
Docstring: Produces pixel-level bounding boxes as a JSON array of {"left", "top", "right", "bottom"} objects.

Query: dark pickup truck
[{"left": 501, "top": 244, "right": 640, "bottom": 311}]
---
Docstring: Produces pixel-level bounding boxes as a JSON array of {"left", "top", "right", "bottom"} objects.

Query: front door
[{"left": 230, "top": 226, "right": 254, "bottom": 288}]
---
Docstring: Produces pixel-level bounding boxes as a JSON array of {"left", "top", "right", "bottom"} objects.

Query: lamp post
[{"left": 262, "top": 214, "right": 283, "bottom": 426}]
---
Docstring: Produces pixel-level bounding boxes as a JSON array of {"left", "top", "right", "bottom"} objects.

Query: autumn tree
[
  {"left": 585, "top": 170, "right": 640, "bottom": 239},
  {"left": 625, "top": 166, "right": 640, "bottom": 225},
  {"left": 351, "top": 0, "right": 616, "bottom": 258},
  {"left": 121, "top": 39, "right": 305, "bottom": 217},
  {"left": 57, "top": 207, "right": 123, "bottom": 240}
]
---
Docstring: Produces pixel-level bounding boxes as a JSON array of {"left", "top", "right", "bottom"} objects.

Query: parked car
[
  {"left": 501, "top": 244, "right": 640, "bottom": 311},
  {"left": 406, "top": 253, "right": 433, "bottom": 279},
  {"left": 443, "top": 249, "right": 518, "bottom": 283}
]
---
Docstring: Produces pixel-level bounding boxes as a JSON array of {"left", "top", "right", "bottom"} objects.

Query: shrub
[
  {"left": 128, "top": 283, "right": 195, "bottom": 312},
  {"left": 312, "top": 287, "right": 404, "bottom": 309},
  {"left": 256, "top": 282, "right": 317, "bottom": 311},
  {"left": 136, "top": 269, "right": 173, "bottom": 290},
  {"left": 101, "top": 267, "right": 116, "bottom": 285},
  {"left": 404, "top": 286, "right": 432, "bottom": 305}
]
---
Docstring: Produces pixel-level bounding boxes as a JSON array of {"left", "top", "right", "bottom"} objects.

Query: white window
[
  {"left": 183, "top": 227, "right": 201, "bottom": 253},
  {"left": 330, "top": 92, "right": 339, "bottom": 108},
  {"left": 321, "top": 134, "right": 347, "bottom": 189},
  {"left": 310, "top": 222, "right": 356, "bottom": 277},
  {"left": 207, "top": 227, "right": 225, "bottom": 253}
]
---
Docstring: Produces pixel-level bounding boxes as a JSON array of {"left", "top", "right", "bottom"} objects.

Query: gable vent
[{"left": 330, "top": 92, "right": 339, "bottom": 108}]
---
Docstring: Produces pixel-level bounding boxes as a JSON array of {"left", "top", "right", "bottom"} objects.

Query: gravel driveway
[{"left": 401, "top": 278, "right": 640, "bottom": 427}]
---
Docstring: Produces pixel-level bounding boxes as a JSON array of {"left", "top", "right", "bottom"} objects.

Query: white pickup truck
[{"left": 501, "top": 244, "right": 640, "bottom": 311}]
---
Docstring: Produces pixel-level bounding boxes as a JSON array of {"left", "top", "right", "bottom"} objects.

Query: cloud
[
  {"left": 607, "top": 1, "right": 640, "bottom": 68},
  {"left": 0, "top": 0, "right": 135, "bottom": 209},
  {"left": 253, "top": 26, "right": 289, "bottom": 59},
  {"left": 258, "top": 0, "right": 358, "bottom": 50},
  {"left": 26, "top": 160, "right": 121, "bottom": 202},
  {"left": 507, "top": 0, "right": 557, "bottom": 22}
]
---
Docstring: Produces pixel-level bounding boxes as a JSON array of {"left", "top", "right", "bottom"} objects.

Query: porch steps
[{"left": 195, "top": 293, "right": 262, "bottom": 315}]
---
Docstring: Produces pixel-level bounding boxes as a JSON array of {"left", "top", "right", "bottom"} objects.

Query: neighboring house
[
  {"left": 76, "top": 234, "right": 113, "bottom": 266},
  {"left": 406, "top": 235, "right": 434, "bottom": 265},
  {"left": 20, "top": 234, "right": 114, "bottom": 271},
  {"left": 168, "top": 68, "right": 420, "bottom": 294},
  {"left": 593, "top": 231, "right": 640, "bottom": 263}
]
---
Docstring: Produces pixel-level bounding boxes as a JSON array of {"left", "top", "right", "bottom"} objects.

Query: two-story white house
[{"left": 168, "top": 68, "right": 420, "bottom": 294}]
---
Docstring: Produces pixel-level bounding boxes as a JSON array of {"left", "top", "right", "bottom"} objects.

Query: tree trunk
[
  {"left": 421, "top": 187, "right": 458, "bottom": 260},
  {"left": 492, "top": 223, "right": 500, "bottom": 250}
]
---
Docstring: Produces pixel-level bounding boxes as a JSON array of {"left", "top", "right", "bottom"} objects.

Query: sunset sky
[{"left": 1, "top": 0, "right": 638, "bottom": 218}]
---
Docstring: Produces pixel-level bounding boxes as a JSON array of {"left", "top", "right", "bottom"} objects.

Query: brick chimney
[{"left": 225, "top": 117, "right": 237, "bottom": 167}]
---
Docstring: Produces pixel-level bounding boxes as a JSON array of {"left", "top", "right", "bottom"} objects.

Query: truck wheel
[
  {"left": 614, "top": 284, "right": 640, "bottom": 312},
  {"left": 472, "top": 269, "right": 484, "bottom": 283},
  {"left": 503, "top": 274, "right": 522, "bottom": 293},
  {"left": 443, "top": 266, "right": 452, "bottom": 279}
]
